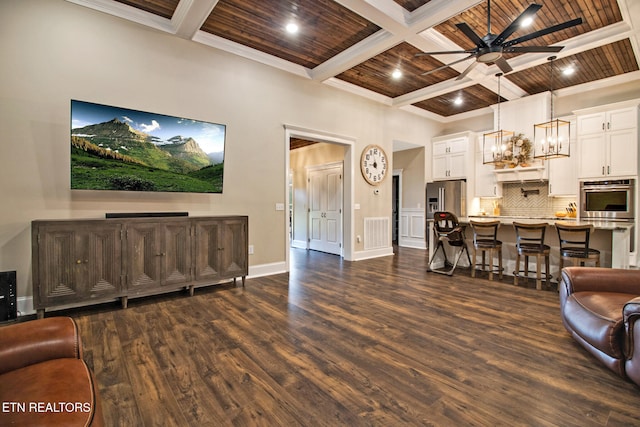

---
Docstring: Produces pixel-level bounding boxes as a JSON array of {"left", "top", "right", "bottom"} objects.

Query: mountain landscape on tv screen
[{"left": 71, "top": 117, "right": 224, "bottom": 193}]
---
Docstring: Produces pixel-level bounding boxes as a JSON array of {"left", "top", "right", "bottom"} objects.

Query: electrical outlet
[{"left": 248, "top": 245, "right": 254, "bottom": 255}]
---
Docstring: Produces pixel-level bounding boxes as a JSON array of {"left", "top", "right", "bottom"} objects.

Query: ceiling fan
[{"left": 417, "top": 0, "right": 582, "bottom": 80}]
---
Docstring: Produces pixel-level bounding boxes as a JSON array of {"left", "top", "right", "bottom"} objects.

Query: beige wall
[{"left": 0, "top": 0, "right": 442, "bottom": 301}]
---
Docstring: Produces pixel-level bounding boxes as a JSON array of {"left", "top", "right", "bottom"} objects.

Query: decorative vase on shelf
[
  {"left": 494, "top": 162, "right": 506, "bottom": 169},
  {"left": 519, "top": 162, "right": 530, "bottom": 168}
]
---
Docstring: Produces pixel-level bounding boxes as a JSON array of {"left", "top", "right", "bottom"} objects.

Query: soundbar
[{"left": 105, "top": 212, "right": 189, "bottom": 218}]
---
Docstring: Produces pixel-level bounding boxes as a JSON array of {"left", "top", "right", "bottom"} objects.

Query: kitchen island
[{"left": 427, "top": 216, "right": 634, "bottom": 283}]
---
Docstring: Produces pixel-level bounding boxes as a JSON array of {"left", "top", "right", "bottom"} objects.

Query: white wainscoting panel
[{"left": 399, "top": 208, "right": 426, "bottom": 249}]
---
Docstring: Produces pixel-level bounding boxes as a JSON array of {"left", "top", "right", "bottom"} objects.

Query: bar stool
[
  {"left": 555, "top": 222, "right": 600, "bottom": 269},
  {"left": 469, "top": 220, "right": 502, "bottom": 281},
  {"left": 513, "top": 222, "right": 551, "bottom": 290}
]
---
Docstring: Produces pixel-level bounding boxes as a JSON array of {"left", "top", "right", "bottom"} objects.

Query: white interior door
[{"left": 308, "top": 164, "right": 343, "bottom": 255}]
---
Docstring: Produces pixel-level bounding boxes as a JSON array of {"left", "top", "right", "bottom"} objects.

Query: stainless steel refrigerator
[{"left": 426, "top": 180, "right": 466, "bottom": 219}]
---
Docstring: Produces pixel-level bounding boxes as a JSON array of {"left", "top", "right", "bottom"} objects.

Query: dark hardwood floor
[{"left": 70, "top": 247, "right": 640, "bottom": 426}]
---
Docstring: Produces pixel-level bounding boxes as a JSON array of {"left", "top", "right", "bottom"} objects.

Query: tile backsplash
[{"left": 480, "top": 182, "right": 576, "bottom": 217}]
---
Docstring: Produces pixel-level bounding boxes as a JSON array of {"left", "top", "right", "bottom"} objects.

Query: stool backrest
[
  {"left": 555, "top": 223, "right": 594, "bottom": 257},
  {"left": 469, "top": 220, "right": 500, "bottom": 245},
  {"left": 513, "top": 222, "right": 547, "bottom": 250}
]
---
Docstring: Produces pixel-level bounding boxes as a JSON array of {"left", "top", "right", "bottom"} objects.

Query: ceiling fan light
[
  {"left": 521, "top": 17, "right": 534, "bottom": 27},
  {"left": 477, "top": 47, "right": 503, "bottom": 63}
]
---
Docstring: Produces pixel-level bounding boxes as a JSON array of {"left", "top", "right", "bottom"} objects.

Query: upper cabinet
[
  {"left": 576, "top": 101, "right": 639, "bottom": 179},
  {"left": 548, "top": 118, "right": 578, "bottom": 196},
  {"left": 474, "top": 135, "right": 502, "bottom": 197},
  {"left": 431, "top": 132, "right": 472, "bottom": 181}
]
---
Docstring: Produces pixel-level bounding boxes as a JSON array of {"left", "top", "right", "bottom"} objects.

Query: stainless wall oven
[{"left": 580, "top": 179, "right": 635, "bottom": 221}]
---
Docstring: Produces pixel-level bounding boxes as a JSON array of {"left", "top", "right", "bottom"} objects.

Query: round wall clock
[{"left": 360, "top": 144, "right": 388, "bottom": 186}]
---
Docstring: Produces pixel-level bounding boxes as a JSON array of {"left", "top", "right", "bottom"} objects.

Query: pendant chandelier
[
  {"left": 483, "top": 73, "right": 514, "bottom": 164},
  {"left": 534, "top": 56, "right": 570, "bottom": 159}
]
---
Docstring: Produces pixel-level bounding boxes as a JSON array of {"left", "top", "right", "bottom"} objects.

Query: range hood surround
[{"left": 494, "top": 164, "right": 548, "bottom": 182}]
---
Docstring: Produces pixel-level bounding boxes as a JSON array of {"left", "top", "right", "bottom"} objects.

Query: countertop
[{"left": 463, "top": 215, "right": 634, "bottom": 230}]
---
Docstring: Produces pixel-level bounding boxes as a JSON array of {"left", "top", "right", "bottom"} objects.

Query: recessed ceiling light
[
  {"left": 454, "top": 97, "right": 463, "bottom": 106},
  {"left": 562, "top": 66, "right": 575, "bottom": 76},
  {"left": 392, "top": 69, "right": 402, "bottom": 79},
  {"left": 286, "top": 22, "right": 299, "bottom": 34}
]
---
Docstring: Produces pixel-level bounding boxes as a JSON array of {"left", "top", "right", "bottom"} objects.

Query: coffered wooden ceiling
[{"left": 69, "top": 0, "right": 639, "bottom": 120}]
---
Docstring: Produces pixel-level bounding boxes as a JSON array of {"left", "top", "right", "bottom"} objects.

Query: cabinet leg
[
  {"left": 233, "top": 277, "right": 237, "bottom": 286},
  {"left": 121, "top": 296, "right": 128, "bottom": 309},
  {"left": 189, "top": 285, "right": 195, "bottom": 297},
  {"left": 37, "top": 309, "right": 45, "bottom": 319},
  {"left": 242, "top": 276, "right": 246, "bottom": 287}
]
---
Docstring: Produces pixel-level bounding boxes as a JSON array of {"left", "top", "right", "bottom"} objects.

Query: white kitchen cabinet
[
  {"left": 474, "top": 136, "right": 502, "bottom": 197},
  {"left": 576, "top": 102, "right": 639, "bottom": 179},
  {"left": 432, "top": 133, "right": 470, "bottom": 181},
  {"left": 548, "top": 123, "right": 578, "bottom": 196}
]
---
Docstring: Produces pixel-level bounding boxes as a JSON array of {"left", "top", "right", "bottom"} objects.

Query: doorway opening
[{"left": 284, "top": 125, "right": 355, "bottom": 272}]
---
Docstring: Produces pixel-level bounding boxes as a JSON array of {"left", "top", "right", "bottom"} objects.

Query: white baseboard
[
  {"left": 248, "top": 261, "right": 288, "bottom": 278},
  {"left": 398, "top": 238, "right": 426, "bottom": 250},
  {"left": 351, "top": 247, "right": 394, "bottom": 261}
]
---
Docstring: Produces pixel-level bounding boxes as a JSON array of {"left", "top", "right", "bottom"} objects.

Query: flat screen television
[{"left": 71, "top": 100, "right": 225, "bottom": 193}]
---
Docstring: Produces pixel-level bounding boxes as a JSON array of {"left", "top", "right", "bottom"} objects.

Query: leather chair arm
[
  {"left": 0, "top": 317, "right": 82, "bottom": 375},
  {"left": 624, "top": 297, "right": 640, "bottom": 358},
  {"left": 561, "top": 267, "right": 640, "bottom": 296}
]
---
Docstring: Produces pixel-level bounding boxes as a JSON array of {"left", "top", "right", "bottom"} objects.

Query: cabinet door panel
[
  {"left": 126, "top": 224, "right": 162, "bottom": 289},
  {"left": 39, "top": 230, "right": 76, "bottom": 300},
  {"left": 609, "top": 129, "right": 637, "bottom": 176},
  {"left": 432, "top": 141, "right": 449, "bottom": 156},
  {"left": 162, "top": 223, "right": 192, "bottom": 285},
  {"left": 448, "top": 152, "right": 467, "bottom": 179},
  {"left": 609, "top": 107, "right": 637, "bottom": 131},
  {"left": 577, "top": 112, "right": 605, "bottom": 135},
  {"left": 219, "top": 220, "right": 248, "bottom": 278},
  {"left": 84, "top": 227, "right": 122, "bottom": 294},
  {"left": 578, "top": 133, "right": 606, "bottom": 178},
  {"left": 194, "top": 220, "right": 221, "bottom": 281},
  {"left": 432, "top": 156, "right": 449, "bottom": 180},
  {"left": 448, "top": 138, "right": 468, "bottom": 154}
]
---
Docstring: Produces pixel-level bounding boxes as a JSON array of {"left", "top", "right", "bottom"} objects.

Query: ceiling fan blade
[
  {"left": 455, "top": 61, "right": 479, "bottom": 81},
  {"left": 492, "top": 4, "right": 542, "bottom": 47},
  {"left": 421, "top": 54, "right": 475, "bottom": 76},
  {"left": 455, "top": 22, "right": 488, "bottom": 48},
  {"left": 495, "top": 57, "right": 513, "bottom": 74},
  {"left": 415, "top": 50, "right": 474, "bottom": 57},
  {"left": 503, "top": 18, "right": 583, "bottom": 48},
  {"left": 504, "top": 46, "right": 564, "bottom": 53}
]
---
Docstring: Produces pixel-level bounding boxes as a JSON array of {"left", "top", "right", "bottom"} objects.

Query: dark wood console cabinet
[{"left": 32, "top": 216, "right": 248, "bottom": 318}]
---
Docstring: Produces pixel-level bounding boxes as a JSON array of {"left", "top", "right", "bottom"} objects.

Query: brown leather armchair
[
  {"left": 559, "top": 267, "right": 640, "bottom": 386},
  {"left": 0, "top": 317, "right": 104, "bottom": 426}
]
